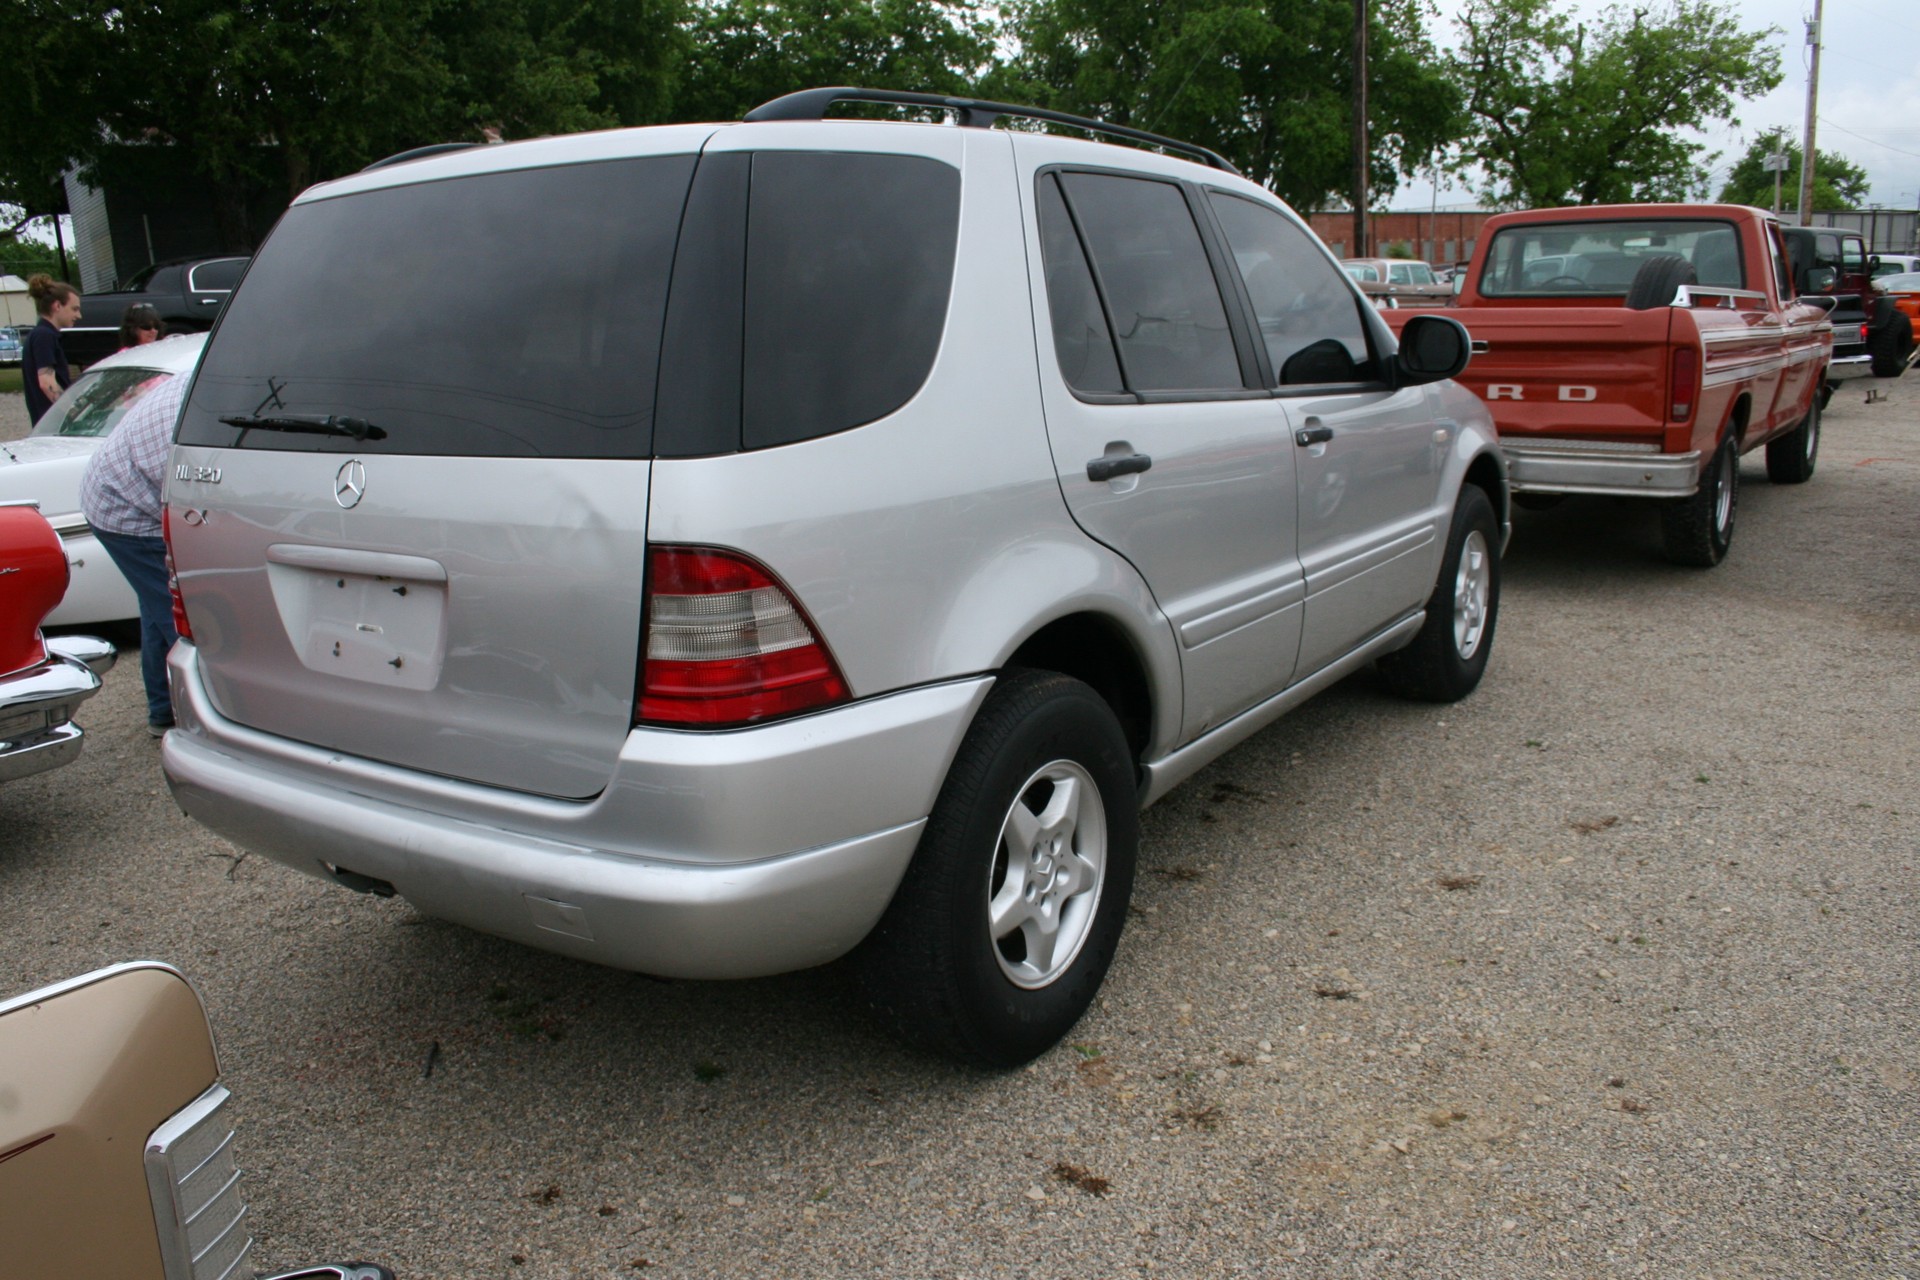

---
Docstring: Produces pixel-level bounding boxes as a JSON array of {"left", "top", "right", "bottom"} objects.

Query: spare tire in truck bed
[{"left": 1625, "top": 254, "right": 1698, "bottom": 310}]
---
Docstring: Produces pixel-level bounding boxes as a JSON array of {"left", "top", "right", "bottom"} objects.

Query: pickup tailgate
[{"left": 1388, "top": 306, "right": 1676, "bottom": 444}]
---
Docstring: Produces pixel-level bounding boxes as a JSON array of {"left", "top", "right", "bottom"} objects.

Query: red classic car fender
[{"left": 1, "top": 502, "right": 70, "bottom": 676}]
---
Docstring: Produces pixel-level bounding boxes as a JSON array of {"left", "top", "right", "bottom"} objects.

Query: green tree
[
  {"left": 0, "top": 0, "right": 689, "bottom": 251},
  {"left": 1453, "top": 0, "right": 1781, "bottom": 208},
  {"left": 674, "top": 0, "right": 995, "bottom": 124},
  {"left": 990, "top": 0, "right": 1463, "bottom": 214},
  {"left": 1717, "top": 131, "right": 1870, "bottom": 211}
]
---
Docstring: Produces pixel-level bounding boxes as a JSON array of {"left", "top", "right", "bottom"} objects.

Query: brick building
[{"left": 1306, "top": 208, "right": 1497, "bottom": 266}]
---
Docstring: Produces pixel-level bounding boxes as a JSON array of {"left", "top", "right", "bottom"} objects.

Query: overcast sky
[{"left": 1400, "top": 0, "right": 1920, "bottom": 211}]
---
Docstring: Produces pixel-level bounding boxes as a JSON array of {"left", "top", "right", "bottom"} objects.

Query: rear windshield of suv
[
  {"left": 1480, "top": 219, "right": 1746, "bottom": 296},
  {"left": 177, "top": 155, "right": 697, "bottom": 458}
]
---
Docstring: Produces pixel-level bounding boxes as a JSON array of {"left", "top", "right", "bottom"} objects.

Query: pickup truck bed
[{"left": 1386, "top": 204, "right": 1832, "bottom": 566}]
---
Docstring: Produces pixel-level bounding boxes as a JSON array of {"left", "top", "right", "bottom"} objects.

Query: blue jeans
[{"left": 95, "top": 529, "right": 179, "bottom": 726}]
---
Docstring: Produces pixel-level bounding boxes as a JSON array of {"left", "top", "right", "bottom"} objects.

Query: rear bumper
[
  {"left": 1827, "top": 352, "right": 1873, "bottom": 382},
  {"left": 162, "top": 642, "right": 993, "bottom": 978},
  {"left": 0, "top": 636, "right": 116, "bottom": 783},
  {"left": 1504, "top": 438, "right": 1702, "bottom": 498}
]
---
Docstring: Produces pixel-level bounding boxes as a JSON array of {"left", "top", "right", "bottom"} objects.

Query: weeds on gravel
[{"left": 1052, "top": 1161, "right": 1111, "bottom": 1195}]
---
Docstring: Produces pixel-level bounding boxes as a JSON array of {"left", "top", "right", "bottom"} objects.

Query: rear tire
[
  {"left": 1625, "top": 255, "right": 1697, "bottom": 310},
  {"left": 1869, "top": 311, "right": 1914, "bottom": 378},
  {"left": 858, "top": 671, "right": 1138, "bottom": 1068},
  {"left": 1661, "top": 433, "right": 1738, "bottom": 566},
  {"left": 1377, "top": 485, "right": 1500, "bottom": 703},
  {"left": 1765, "top": 395, "right": 1820, "bottom": 485}
]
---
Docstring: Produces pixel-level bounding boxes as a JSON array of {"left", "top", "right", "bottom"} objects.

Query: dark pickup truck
[
  {"left": 65, "top": 256, "right": 248, "bottom": 368},
  {"left": 1779, "top": 226, "right": 1914, "bottom": 383}
]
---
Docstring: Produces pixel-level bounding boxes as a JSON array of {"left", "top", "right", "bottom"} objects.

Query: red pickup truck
[{"left": 1389, "top": 204, "right": 1833, "bottom": 566}]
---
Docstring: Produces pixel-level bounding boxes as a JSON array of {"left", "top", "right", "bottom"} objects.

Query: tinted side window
[
  {"left": 179, "top": 155, "right": 696, "bottom": 458},
  {"left": 742, "top": 152, "right": 960, "bottom": 449},
  {"left": 1035, "top": 174, "right": 1123, "bottom": 394},
  {"left": 1058, "top": 173, "right": 1241, "bottom": 393},
  {"left": 188, "top": 259, "right": 247, "bottom": 292},
  {"left": 1208, "top": 193, "right": 1372, "bottom": 386}
]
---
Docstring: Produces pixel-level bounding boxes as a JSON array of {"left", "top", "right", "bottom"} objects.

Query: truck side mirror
[{"left": 1395, "top": 314, "right": 1472, "bottom": 384}]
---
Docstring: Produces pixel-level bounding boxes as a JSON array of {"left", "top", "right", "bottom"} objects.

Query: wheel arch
[
  {"left": 1462, "top": 449, "right": 1508, "bottom": 533},
  {"left": 1005, "top": 611, "right": 1157, "bottom": 766}
]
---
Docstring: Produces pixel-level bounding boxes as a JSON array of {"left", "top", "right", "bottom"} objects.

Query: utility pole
[
  {"left": 1352, "top": 0, "right": 1369, "bottom": 259},
  {"left": 1797, "top": 0, "right": 1823, "bottom": 223}
]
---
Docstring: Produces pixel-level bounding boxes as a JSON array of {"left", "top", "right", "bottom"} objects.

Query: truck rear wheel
[
  {"left": 1765, "top": 396, "right": 1820, "bottom": 485},
  {"left": 1625, "top": 255, "right": 1697, "bottom": 311},
  {"left": 1661, "top": 435, "right": 1738, "bottom": 566}
]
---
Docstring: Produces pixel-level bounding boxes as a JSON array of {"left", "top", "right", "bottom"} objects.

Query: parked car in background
[
  {"left": 0, "top": 325, "right": 21, "bottom": 365},
  {"left": 1388, "top": 203, "right": 1832, "bottom": 566},
  {"left": 1870, "top": 253, "right": 1920, "bottom": 280},
  {"left": 0, "top": 333, "right": 206, "bottom": 625},
  {"left": 0, "top": 961, "right": 394, "bottom": 1279},
  {"left": 63, "top": 256, "right": 247, "bottom": 368},
  {"left": 1875, "top": 272, "right": 1920, "bottom": 371},
  {"left": 1341, "top": 257, "right": 1451, "bottom": 306},
  {"left": 161, "top": 86, "right": 1507, "bottom": 1068},
  {"left": 0, "top": 502, "right": 114, "bottom": 783},
  {"left": 1779, "top": 226, "right": 1915, "bottom": 379}
]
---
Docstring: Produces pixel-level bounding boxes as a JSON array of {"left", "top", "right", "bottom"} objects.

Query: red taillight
[
  {"left": 1669, "top": 346, "right": 1699, "bottom": 422},
  {"left": 636, "top": 546, "right": 848, "bottom": 727},
  {"left": 161, "top": 506, "right": 192, "bottom": 641},
  {"left": 1859, "top": 323, "right": 1870, "bottom": 343}
]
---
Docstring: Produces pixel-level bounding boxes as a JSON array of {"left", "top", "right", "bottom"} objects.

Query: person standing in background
[
  {"left": 22, "top": 274, "right": 82, "bottom": 423},
  {"left": 79, "top": 371, "right": 187, "bottom": 737},
  {"left": 118, "top": 303, "right": 164, "bottom": 350}
]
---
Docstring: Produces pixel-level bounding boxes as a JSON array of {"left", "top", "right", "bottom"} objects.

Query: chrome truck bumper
[
  {"left": 1826, "top": 352, "right": 1873, "bottom": 382},
  {"left": 1503, "top": 438, "right": 1702, "bottom": 499},
  {"left": 163, "top": 641, "right": 993, "bottom": 978}
]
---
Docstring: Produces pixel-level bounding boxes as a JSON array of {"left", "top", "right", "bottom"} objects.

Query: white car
[{"left": 0, "top": 333, "right": 206, "bottom": 625}]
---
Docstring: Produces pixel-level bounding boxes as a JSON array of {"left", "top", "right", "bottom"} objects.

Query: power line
[{"left": 1818, "top": 117, "right": 1920, "bottom": 161}]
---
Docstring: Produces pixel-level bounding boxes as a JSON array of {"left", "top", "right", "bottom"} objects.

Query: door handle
[
  {"left": 1294, "top": 425, "right": 1334, "bottom": 447},
  {"left": 1086, "top": 452, "right": 1153, "bottom": 482}
]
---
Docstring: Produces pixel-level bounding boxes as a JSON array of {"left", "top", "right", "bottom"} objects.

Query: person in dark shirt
[{"left": 22, "top": 273, "right": 82, "bottom": 424}]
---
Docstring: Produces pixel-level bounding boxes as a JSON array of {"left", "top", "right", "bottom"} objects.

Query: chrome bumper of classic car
[
  {"left": 164, "top": 642, "right": 993, "bottom": 979},
  {"left": 1503, "top": 438, "right": 1702, "bottom": 498},
  {"left": 0, "top": 636, "right": 117, "bottom": 783}
]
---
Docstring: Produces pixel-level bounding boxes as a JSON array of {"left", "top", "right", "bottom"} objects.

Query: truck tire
[
  {"left": 1661, "top": 433, "right": 1738, "bottom": 566},
  {"left": 1868, "top": 310, "right": 1914, "bottom": 378},
  {"left": 1625, "top": 255, "right": 1698, "bottom": 310},
  {"left": 858, "top": 670, "right": 1138, "bottom": 1067},
  {"left": 1765, "top": 395, "right": 1820, "bottom": 484},
  {"left": 1377, "top": 485, "right": 1500, "bottom": 702}
]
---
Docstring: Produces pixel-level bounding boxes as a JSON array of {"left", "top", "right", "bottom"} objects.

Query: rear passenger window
[
  {"left": 1208, "top": 193, "right": 1373, "bottom": 386},
  {"left": 1035, "top": 175, "right": 1123, "bottom": 394},
  {"left": 1056, "top": 172, "right": 1242, "bottom": 393},
  {"left": 742, "top": 152, "right": 960, "bottom": 449}
]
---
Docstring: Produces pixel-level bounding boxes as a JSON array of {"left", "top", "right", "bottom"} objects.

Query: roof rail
[
  {"left": 743, "top": 87, "right": 1242, "bottom": 176},
  {"left": 361, "top": 142, "right": 482, "bottom": 173}
]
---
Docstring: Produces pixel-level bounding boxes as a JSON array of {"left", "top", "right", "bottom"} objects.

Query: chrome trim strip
[
  {"left": 1140, "top": 611, "right": 1425, "bottom": 807},
  {"left": 1507, "top": 437, "right": 1659, "bottom": 455},
  {"left": 0, "top": 960, "right": 193, "bottom": 1019}
]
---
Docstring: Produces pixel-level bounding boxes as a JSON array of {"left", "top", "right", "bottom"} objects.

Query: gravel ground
[{"left": 3, "top": 381, "right": 1917, "bottom": 1278}]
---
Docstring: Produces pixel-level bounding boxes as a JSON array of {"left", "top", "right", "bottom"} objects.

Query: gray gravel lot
[{"left": 4, "top": 382, "right": 1917, "bottom": 1278}]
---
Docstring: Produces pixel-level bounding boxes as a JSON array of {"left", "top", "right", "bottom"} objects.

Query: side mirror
[
  {"left": 1452, "top": 273, "right": 1466, "bottom": 297},
  {"left": 1396, "top": 314, "right": 1472, "bottom": 385},
  {"left": 1805, "top": 265, "right": 1838, "bottom": 294}
]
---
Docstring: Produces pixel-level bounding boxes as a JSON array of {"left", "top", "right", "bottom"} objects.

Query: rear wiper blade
[{"left": 219, "top": 413, "right": 388, "bottom": 441}]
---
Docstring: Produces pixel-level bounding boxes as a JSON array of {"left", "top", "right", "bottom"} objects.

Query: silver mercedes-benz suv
[{"left": 160, "top": 88, "right": 1507, "bottom": 1066}]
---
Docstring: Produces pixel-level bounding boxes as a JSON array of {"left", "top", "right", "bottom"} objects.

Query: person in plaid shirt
[{"left": 80, "top": 370, "right": 189, "bottom": 735}]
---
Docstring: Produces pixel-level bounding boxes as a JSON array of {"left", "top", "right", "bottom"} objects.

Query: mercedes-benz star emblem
[{"left": 334, "top": 459, "right": 367, "bottom": 509}]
